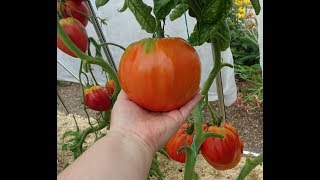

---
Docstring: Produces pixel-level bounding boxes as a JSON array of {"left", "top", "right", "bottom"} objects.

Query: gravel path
[{"left": 57, "top": 82, "right": 263, "bottom": 154}]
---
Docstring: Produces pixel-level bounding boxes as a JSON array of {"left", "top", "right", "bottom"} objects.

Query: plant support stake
[{"left": 85, "top": 1, "right": 118, "bottom": 73}]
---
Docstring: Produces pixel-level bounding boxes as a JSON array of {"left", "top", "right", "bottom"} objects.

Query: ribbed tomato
[
  {"left": 84, "top": 86, "right": 111, "bottom": 111},
  {"left": 105, "top": 79, "right": 115, "bottom": 95},
  {"left": 118, "top": 38, "right": 201, "bottom": 111},
  {"left": 57, "top": 0, "right": 89, "bottom": 27},
  {"left": 200, "top": 124, "right": 244, "bottom": 170},
  {"left": 57, "top": 17, "right": 88, "bottom": 58},
  {"left": 166, "top": 124, "right": 194, "bottom": 163}
]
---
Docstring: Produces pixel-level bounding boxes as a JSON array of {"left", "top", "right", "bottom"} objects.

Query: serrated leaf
[
  {"left": 188, "top": 0, "right": 232, "bottom": 46},
  {"left": 201, "top": 0, "right": 232, "bottom": 24},
  {"left": 96, "top": 0, "right": 109, "bottom": 9},
  {"left": 118, "top": 0, "right": 128, "bottom": 12},
  {"left": 170, "top": 4, "right": 189, "bottom": 21},
  {"left": 127, "top": 0, "right": 156, "bottom": 33},
  {"left": 250, "top": 0, "right": 261, "bottom": 15},
  {"left": 189, "top": 21, "right": 222, "bottom": 46},
  {"left": 215, "top": 21, "right": 230, "bottom": 51},
  {"left": 154, "top": 0, "right": 178, "bottom": 20}
]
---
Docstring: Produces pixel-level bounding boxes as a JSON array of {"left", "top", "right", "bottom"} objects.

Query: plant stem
[
  {"left": 88, "top": 67, "right": 99, "bottom": 86},
  {"left": 183, "top": 35, "right": 234, "bottom": 179},
  {"left": 155, "top": 18, "right": 164, "bottom": 38},
  {"left": 99, "top": 42, "right": 126, "bottom": 51},
  {"left": 184, "top": 103, "right": 202, "bottom": 179},
  {"left": 79, "top": 61, "right": 99, "bottom": 145},
  {"left": 201, "top": 38, "right": 233, "bottom": 95},
  {"left": 57, "top": 20, "right": 120, "bottom": 104},
  {"left": 236, "top": 154, "right": 263, "bottom": 180},
  {"left": 153, "top": 0, "right": 164, "bottom": 38},
  {"left": 75, "top": 111, "right": 111, "bottom": 154}
]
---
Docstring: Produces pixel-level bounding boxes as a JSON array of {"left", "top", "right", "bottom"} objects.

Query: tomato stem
[
  {"left": 183, "top": 36, "right": 230, "bottom": 180},
  {"left": 57, "top": 19, "right": 120, "bottom": 104},
  {"left": 99, "top": 42, "right": 126, "bottom": 51},
  {"left": 75, "top": 111, "right": 111, "bottom": 157}
]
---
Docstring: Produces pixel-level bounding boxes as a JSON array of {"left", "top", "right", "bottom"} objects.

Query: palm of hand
[{"left": 110, "top": 90, "right": 201, "bottom": 152}]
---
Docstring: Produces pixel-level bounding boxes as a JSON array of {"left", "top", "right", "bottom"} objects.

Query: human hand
[{"left": 110, "top": 90, "right": 202, "bottom": 153}]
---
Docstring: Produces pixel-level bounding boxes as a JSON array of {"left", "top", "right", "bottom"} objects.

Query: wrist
[{"left": 107, "top": 128, "right": 155, "bottom": 156}]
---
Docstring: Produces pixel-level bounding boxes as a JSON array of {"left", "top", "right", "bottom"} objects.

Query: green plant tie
[{"left": 181, "top": 0, "right": 190, "bottom": 42}]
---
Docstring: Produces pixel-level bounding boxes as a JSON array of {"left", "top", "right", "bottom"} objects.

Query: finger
[{"left": 179, "top": 92, "right": 202, "bottom": 119}]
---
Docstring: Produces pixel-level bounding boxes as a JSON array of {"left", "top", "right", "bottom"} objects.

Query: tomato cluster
[
  {"left": 166, "top": 123, "right": 243, "bottom": 170},
  {"left": 57, "top": 0, "right": 89, "bottom": 58}
]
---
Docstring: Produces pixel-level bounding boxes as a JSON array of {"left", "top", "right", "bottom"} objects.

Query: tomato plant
[
  {"left": 200, "top": 123, "right": 244, "bottom": 170},
  {"left": 57, "top": 17, "right": 88, "bottom": 57},
  {"left": 57, "top": 0, "right": 262, "bottom": 179},
  {"left": 84, "top": 86, "right": 112, "bottom": 111},
  {"left": 119, "top": 37, "right": 201, "bottom": 111},
  {"left": 57, "top": 0, "right": 89, "bottom": 26},
  {"left": 166, "top": 124, "right": 194, "bottom": 163}
]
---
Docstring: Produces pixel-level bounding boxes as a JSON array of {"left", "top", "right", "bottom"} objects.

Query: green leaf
[
  {"left": 250, "top": 0, "right": 261, "bottom": 15},
  {"left": 127, "top": 0, "right": 156, "bottom": 33},
  {"left": 188, "top": 7, "right": 197, "bottom": 18},
  {"left": 188, "top": 0, "right": 232, "bottom": 46},
  {"left": 154, "top": 0, "right": 178, "bottom": 20},
  {"left": 170, "top": 4, "right": 189, "bottom": 21},
  {"left": 62, "top": 143, "right": 68, "bottom": 151},
  {"left": 189, "top": 21, "right": 221, "bottom": 46},
  {"left": 215, "top": 21, "right": 230, "bottom": 51},
  {"left": 62, "top": 131, "right": 78, "bottom": 140},
  {"left": 96, "top": 0, "right": 109, "bottom": 9},
  {"left": 118, "top": 0, "right": 128, "bottom": 12},
  {"left": 201, "top": 0, "right": 232, "bottom": 24}
]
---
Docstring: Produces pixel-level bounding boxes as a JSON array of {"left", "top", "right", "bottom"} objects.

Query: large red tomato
[
  {"left": 200, "top": 123, "right": 244, "bottom": 170},
  {"left": 166, "top": 124, "right": 194, "bottom": 163},
  {"left": 84, "top": 86, "right": 111, "bottom": 111},
  {"left": 57, "top": 17, "right": 88, "bottom": 58},
  {"left": 57, "top": 0, "right": 89, "bottom": 27},
  {"left": 118, "top": 38, "right": 201, "bottom": 111}
]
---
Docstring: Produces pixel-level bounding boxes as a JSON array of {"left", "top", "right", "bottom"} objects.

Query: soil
[{"left": 57, "top": 81, "right": 263, "bottom": 179}]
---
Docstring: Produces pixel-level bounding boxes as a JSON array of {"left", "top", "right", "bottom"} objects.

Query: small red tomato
[
  {"left": 84, "top": 86, "right": 111, "bottom": 111},
  {"left": 236, "top": 96, "right": 243, "bottom": 107},
  {"left": 166, "top": 124, "right": 194, "bottom": 163},
  {"left": 57, "top": 17, "right": 88, "bottom": 58},
  {"left": 244, "top": 103, "right": 249, "bottom": 112},
  {"left": 105, "top": 80, "right": 115, "bottom": 95},
  {"left": 200, "top": 123, "right": 244, "bottom": 170}
]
